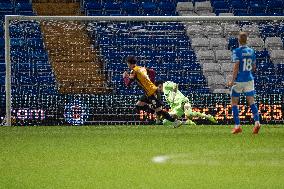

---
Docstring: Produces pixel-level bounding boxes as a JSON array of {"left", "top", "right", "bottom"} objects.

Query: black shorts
[
  {"left": 139, "top": 92, "right": 163, "bottom": 109},
  {"left": 139, "top": 94, "right": 151, "bottom": 104}
]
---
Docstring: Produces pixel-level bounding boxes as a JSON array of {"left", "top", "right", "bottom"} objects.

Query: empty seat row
[
  {"left": 85, "top": 1, "right": 177, "bottom": 16},
  {"left": 0, "top": 1, "right": 33, "bottom": 15},
  {"left": 196, "top": 50, "right": 231, "bottom": 63},
  {"left": 177, "top": 1, "right": 212, "bottom": 15},
  {"left": 211, "top": 0, "right": 284, "bottom": 15},
  {"left": 187, "top": 24, "right": 260, "bottom": 38}
]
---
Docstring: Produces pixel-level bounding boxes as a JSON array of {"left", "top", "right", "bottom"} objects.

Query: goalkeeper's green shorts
[
  {"left": 169, "top": 97, "right": 190, "bottom": 118},
  {"left": 170, "top": 101, "right": 189, "bottom": 118}
]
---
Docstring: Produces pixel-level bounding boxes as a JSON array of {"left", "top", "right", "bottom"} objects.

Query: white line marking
[
  {"left": 152, "top": 148, "right": 284, "bottom": 167},
  {"left": 152, "top": 155, "right": 169, "bottom": 163}
]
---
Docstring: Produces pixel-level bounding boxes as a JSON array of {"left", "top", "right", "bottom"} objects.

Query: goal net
[{"left": 2, "top": 16, "right": 284, "bottom": 126}]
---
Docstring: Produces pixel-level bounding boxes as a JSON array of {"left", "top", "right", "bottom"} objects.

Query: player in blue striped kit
[{"left": 227, "top": 32, "right": 261, "bottom": 134}]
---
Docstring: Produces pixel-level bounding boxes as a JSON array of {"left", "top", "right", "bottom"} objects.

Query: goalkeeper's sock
[
  {"left": 135, "top": 105, "right": 155, "bottom": 114},
  {"left": 184, "top": 109, "right": 191, "bottom": 118},
  {"left": 232, "top": 105, "right": 240, "bottom": 128},
  {"left": 163, "top": 119, "right": 172, "bottom": 126},
  {"left": 157, "top": 110, "right": 175, "bottom": 122},
  {"left": 250, "top": 103, "right": 260, "bottom": 122},
  {"left": 185, "top": 119, "right": 196, "bottom": 125}
]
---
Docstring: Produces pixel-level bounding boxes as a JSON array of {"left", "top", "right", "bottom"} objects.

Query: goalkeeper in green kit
[{"left": 155, "top": 81, "right": 217, "bottom": 126}]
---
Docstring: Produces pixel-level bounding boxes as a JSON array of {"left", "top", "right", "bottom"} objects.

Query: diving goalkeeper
[{"left": 156, "top": 81, "right": 217, "bottom": 125}]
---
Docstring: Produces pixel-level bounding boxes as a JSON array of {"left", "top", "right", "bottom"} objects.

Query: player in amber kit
[
  {"left": 123, "top": 56, "right": 182, "bottom": 127},
  {"left": 228, "top": 32, "right": 261, "bottom": 134}
]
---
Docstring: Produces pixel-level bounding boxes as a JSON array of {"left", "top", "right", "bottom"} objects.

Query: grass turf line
[{"left": 0, "top": 125, "right": 283, "bottom": 189}]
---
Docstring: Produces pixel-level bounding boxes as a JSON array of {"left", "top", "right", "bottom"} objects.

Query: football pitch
[{"left": 0, "top": 125, "right": 284, "bottom": 189}]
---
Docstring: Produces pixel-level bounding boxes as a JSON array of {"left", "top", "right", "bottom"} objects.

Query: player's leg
[
  {"left": 231, "top": 84, "right": 242, "bottom": 134},
  {"left": 244, "top": 81, "right": 261, "bottom": 134},
  {"left": 135, "top": 95, "right": 155, "bottom": 114},
  {"left": 184, "top": 103, "right": 217, "bottom": 123},
  {"left": 162, "top": 113, "right": 179, "bottom": 126},
  {"left": 150, "top": 94, "right": 182, "bottom": 128},
  {"left": 162, "top": 105, "right": 183, "bottom": 126},
  {"left": 183, "top": 103, "right": 197, "bottom": 125}
]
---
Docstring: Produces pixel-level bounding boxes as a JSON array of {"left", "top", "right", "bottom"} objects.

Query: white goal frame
[{"left": 4, "top": 15, "right": 284, "bottom": 126}]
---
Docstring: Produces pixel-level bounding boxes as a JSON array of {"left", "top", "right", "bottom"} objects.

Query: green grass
[{"left": 0, "top": 125, "right": 284, "bottom": 189}]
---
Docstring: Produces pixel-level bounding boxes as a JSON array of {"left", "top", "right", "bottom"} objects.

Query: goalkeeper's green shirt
[{"left": 163, "top": 81, "right": 189, "bottom": 108}]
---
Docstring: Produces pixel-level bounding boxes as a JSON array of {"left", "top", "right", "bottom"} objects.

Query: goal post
[{"left": 3, "top": 15, "right": 284, "bottom": 126}]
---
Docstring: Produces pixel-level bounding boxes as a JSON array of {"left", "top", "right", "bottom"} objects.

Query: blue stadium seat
[
  {"left": 266, "top": 0, "right": 283, "bottom": 13},
  {"left": 0, "top": 62, "right": 5, "bottom": 73},
  {"left": 256, "top": 61, "right": 275, "bottom": 76},
  {"left": 0, "top": 75, "right": 5, "bottom": 85},
  {"left": 277, "top": 25, "right": 284, "bottom": 38},
  {"left": 255, "top": 50, "right": 269, "bottom": 61},
  {"left": 16, "top": 63, "right": 31, "bottom": 73},
  {"left": 276, "top": 64, "right": 284, "bottom": 75},
  {"left": 158, "top": 1, "right": 176, "bottom": 15},
  {"left": 212, "top": 1, "right": 230, "bottom": 14},
  {"left": 18, "top": 75, "right": 37, "bottom": 85},
  {"left": 0, "top": 25, "right": 4, "bottom": 37},
  {"left": 141, "top": 2, "right": 157, "bottom": 15},
  {"left": 27, "top": 38, "right": 45, "bottom": 50},
  {"left": 19, "top": 85, "right": 38, "bottom": 94},
  {"left": 104, "top": 2, "right": 121, "bottom": 15},
  {"left": 15, "top": 2, "right": 33, "bottom": 12},
  {"left": 0, "top": 48, "right": 4, "bottom": 61},
  {"left": 11, "top": 38, "right": 26, "bottom": 48},
  {"left": 0, "top": 38, "right": 4, "bottom": 49},
  {"left": 9, "top": 25, "right": 25, "bottom": 38},
  {"left": 38, "top": 76, "right": 55, "bottom": 85},
  {"left": 121, "top": 2, "right": 139, "bottom": 15},
  {"left": 39, "top": 85, "right": 57, "bottom": 94},
  {"left": 36, "top": 63, "right": 52, "bottom": 73},
  {"left": 234, "top": 11, "right": 251, "bottom": 16},
  {"left": 260, "top": 24, "right": 278, "bottom": 38},
  {"left": 248, "top": 0, "right": 266, "bottom": 14},
  {"left": 231, "top": 0, "right": 248, "bottom": 14},
  {"left": 0, "top": 3, "right": 14, "bottom": 12},
  {"left": 228, "top": 37, "right": 239, "bottom": 50},
  {"left": 85, "top": 2, "right": 102, "bottom": 10}
]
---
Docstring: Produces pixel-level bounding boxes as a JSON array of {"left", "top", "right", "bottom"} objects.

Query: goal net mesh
[{"left": 1, "top": 17, "right": 284, "bottom": 126}]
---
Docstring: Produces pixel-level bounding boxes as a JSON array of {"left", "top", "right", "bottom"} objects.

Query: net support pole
[{"left": 5, "top": 16, "right": 11, "bottom": 126}]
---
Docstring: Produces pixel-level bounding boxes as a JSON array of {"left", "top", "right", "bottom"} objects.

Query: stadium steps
[
  {"left": 32, "top": 1, "right": 82, "bottom": 16},
  {"left": 39, "top": 21, "right": 109, "bottom": 94},
  {"left": 33, "top": 2, "right": 110, "bottom": 94}
]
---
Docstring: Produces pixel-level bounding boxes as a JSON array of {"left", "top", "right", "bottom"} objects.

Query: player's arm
[
  {"left": 252, "top": 50, "right": 257, "bottom": 72},
  {"left": 164, "top": 81, "right": 178, "bottom": 91},
  {"left": 231, "top": 62, "right": 239, "bottom": 84},
  {"left": 123, "top": 71, "right": 135, "bottom": 87},
  {"left": 228, "top": 49, "right": 239, "bottom": 87},
  {"left": 164, "top": 81, "right": 178, "bottom": 102},
  {"left": 252, "top": 63, "right": 256, "bottom": 72},
  {"left": 147, "top": 68, "right": 155, "bottom": 83}
]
